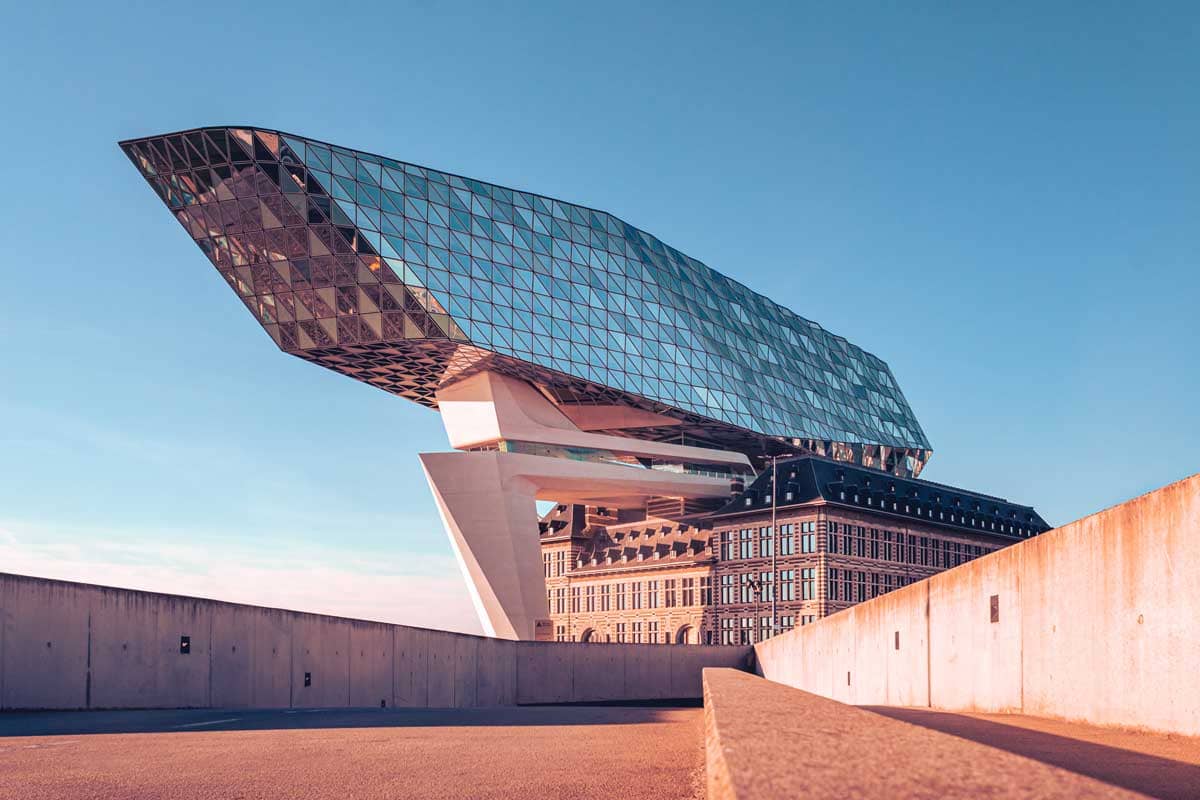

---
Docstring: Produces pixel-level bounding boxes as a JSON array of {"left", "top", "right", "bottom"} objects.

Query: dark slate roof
[{"left": 712, "top": 456, "right": 1051, "bottom": 541}]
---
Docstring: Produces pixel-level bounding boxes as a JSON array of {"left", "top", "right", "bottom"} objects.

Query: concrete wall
[
  {"left": 0, "top": 573, "right": 750, "bottom": 710},
  {"left": 755, "top": 472, "right": 1200, "bottom": 736}
]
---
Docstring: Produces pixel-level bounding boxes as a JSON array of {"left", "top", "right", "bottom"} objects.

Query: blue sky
[{"left": 1, "top": 3, "right": 1196, "bottom": 631}]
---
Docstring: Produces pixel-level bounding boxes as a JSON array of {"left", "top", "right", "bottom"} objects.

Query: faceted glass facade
[{"left": 121, "top": 127, "right": 932, "bottom": 474}]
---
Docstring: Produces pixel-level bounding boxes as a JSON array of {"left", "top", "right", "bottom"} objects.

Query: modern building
[
  {"left": 540, "top": 455, "right": 1050, "bottom": 644},
  {"left": 120, "top": 126, "right": 1037, "bottom": 642}
]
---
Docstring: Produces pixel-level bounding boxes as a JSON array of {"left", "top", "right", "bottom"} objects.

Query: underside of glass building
[{"left": 120, "top": 127, "right": 931, "bottom": 477}]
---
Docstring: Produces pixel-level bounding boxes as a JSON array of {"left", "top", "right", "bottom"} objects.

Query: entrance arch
[
  {"left": 675, "top": 625, "right": 693, "bottom": 644},
  {"left": 580, "top": 628, "right": 596, "bottom": 643}
]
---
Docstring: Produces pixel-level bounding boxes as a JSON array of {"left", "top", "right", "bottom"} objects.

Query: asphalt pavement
[{"left": 0, "top": 705, "right": 707, "bottom": 799}]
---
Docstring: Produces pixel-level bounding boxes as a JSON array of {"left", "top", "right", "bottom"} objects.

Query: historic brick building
[{"left": 540, "top": 456, "right": 1049, "bottom": 644}]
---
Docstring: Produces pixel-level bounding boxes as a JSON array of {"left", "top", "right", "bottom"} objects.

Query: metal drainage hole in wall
[
  {"left": 180, "top": 635, "right": 191, "bottom": 655},
  {"left": 304, "top": 672, "right": 312, "bottom": 687}
]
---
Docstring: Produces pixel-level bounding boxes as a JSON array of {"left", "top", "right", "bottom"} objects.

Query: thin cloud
[{"left": 0, "top": 522, "right": 482, "bottom": 635}]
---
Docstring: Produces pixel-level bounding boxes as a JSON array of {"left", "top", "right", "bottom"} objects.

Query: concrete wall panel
[
  {"left": 153, "top": 597, "right": 211, "bottom": 708},
  {"left": 928, "top": 545, "right": 1022, "bottom": 712},
  {"left": 209, "top": 603, "right": 254, "bottom": 708},
  {"left": 516, "top": 642, "right": 572, "bottom": 703},
  {"left": 669, "top": 646, "right": 746, "bottom": 699},
  {"left": 570, "top": 642, "right": 623, "bottom": 702},
  {"left": 1020, "top": 476, "right": 1200, "bottom": 734},
  {"left": 1, "top": 577, "right": 89, "bottom": 709},
  {"left": 452, "top": 634, "right": 478, "bottom": 707},
  {"left": 251, "top": 608, "right": 292, "bottom": 708},
  {"left": 89, "top": 588, "right": 162, "bottom": 708},
  {"left": 474, "top": 636, "right": 516, "bottom": 706},
  {"left": 756, "top": 473, "right": 1200, "bottom": 736},
  {"left": 349, "top": 622, "right": 394, "bottom": 708},
  {"left": 394, "top": 626, "right": 429, "bottom": 707},
  {"left": 622, "top": 643, "right": 668, "bottom": 700},
  {"left": 291, "top": 614, "right": 350, "bottom": 708},
  {"left": 424, "top": 629, "right": 457, "bottom": 708}
]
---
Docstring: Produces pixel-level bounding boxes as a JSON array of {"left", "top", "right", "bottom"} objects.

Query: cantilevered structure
[{"left": 120, "top": 126, "right": 934, "bottom": 639}]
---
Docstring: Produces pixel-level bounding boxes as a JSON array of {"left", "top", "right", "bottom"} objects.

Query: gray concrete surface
[
  {"left": 866, "top": 706, "right": 1200, "bottom": 800},
  {"left": 703, "top": 668, "right": 1151, "bottom": 799},
  {"left": 0, "top": 704, "right": 707, "bottom": 799},
  {"left": 0, "top": 572, "right": 751, "bottom": 711},
  {"left": 755, "top": 473, "right": 1200, "bottom": 736}
]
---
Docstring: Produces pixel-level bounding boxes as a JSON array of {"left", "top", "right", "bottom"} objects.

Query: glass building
[{"left": 121, "top": 127, "right": 932, "bottom": 476}]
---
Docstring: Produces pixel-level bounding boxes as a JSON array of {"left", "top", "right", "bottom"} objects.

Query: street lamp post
[
  {"left": 770, "top": 455, "right": 777, "bottom": 639},
  {"left": 748, "top": 575, "right": 762, "bottom": 644}
]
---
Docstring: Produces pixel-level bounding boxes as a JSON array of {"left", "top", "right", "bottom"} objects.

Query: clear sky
[{"left": 1, "top": 2, "right": 1196, "bottom": 633}]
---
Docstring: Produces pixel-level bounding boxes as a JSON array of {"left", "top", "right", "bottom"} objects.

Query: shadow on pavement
[
  {"left": 0, "top": 704, "right": 693, "bottom": 739},
  {"left": 862, "top": 706, "right": 1200, "bottom": 800}
]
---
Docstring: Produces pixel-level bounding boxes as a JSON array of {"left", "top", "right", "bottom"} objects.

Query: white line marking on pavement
[{"left": 172, "top": 718, "right": 240, "bottom": 728}]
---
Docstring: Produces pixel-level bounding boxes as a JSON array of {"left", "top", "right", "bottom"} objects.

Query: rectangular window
[
  {"left": 779, "top": 615, "right": 795, "bottom": 632},
  {"left": 739, "top": 529, "right": 754, "bottom": 559},
  {"left": 739, "top": 572, "right": 754, "bottom": 604},
  {"left": 647, "top": 580, "right": 659, "bottom": 609},
  {"left": 600, "top": 584, "right": 611, "bottom": 612},
  {"left": 720, "top": 574, "right": 735, "bottom": 605},
  {"left": 647, "top": 620, "right": 659, "bottom": 644},
  {"left": 701, "top": 576, "right": 713, "bottom": 606},
  {"left": 632, "top": 621, "right": 642, "bottom": 644},
  {"left": 682, "top": 577, "right": 695, "bottom": 607},
  {"left": 779, "top": 569, "right": 795, "bottom": 601},
  {"left": 739, "top": 617, "right": 753, "bottom": 645},
  {"left": 719, "top": 531, "right": 735, "bottom": 560},
  {"left": 828, "top": 568, "right": 839, "bottom": 601},
  {"left": 801, "top": 532, "right": 816, "bottom": 553},
  {"left": 759, "top": 571, "right": 774, "bottom": 602},
  {"left": 616, "top": 622, "right": 627, "bottom": 643},
  {"left": 570, "top": 586, "right": 580, "bottom": 613},
  {"left": 585, "top": 585, "right": 595, "bottom": 613},
  {"left": 664, "top": 579, "right": 676, "bottom": 608},
  {"left": 778, "top": 523, "right": 794, "bottom": 556},
  {"left": 801, "top": 568, "right": 816, "bottom": 601},
  {"left": 758, "top": 526, "right": 773, "bottom": 558},
  {"left": 616, "top": 582, "right": 626, "bottom": 611},
  {"left": 632, "top": 581, "right": 643, "bottom": 610},
  {"left": 720, "top": 618, "right": 736, "bottom": 646}
]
